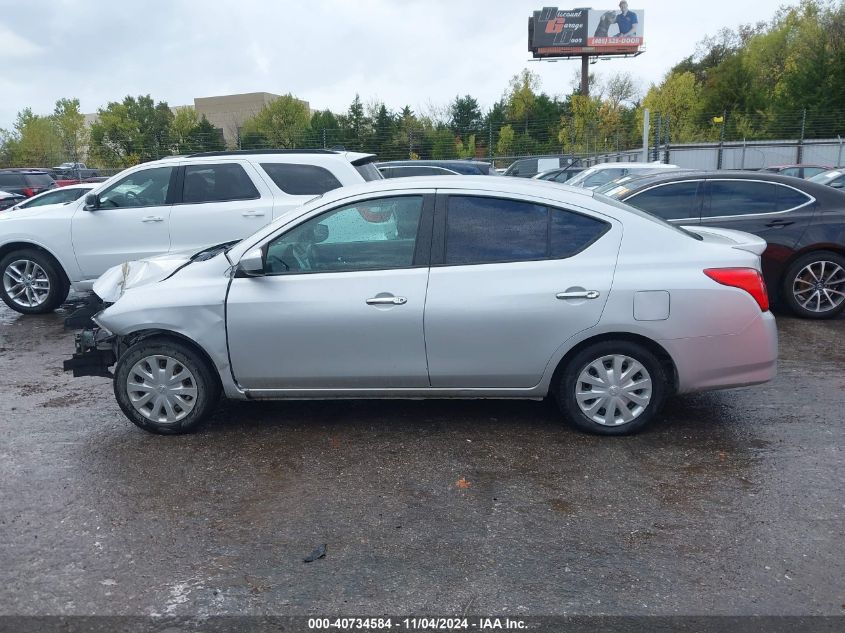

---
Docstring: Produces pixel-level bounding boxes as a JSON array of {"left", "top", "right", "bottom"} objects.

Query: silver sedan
[{"left": 67, "top": 176, "right": 778, "bottom": 436}]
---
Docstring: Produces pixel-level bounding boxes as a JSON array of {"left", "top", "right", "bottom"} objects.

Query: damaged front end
[{"left": 63, "top": 321, "right": 117, "bottom": 378}]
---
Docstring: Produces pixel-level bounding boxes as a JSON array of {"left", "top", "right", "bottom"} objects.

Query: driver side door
[
  {"left": 71, "top": 166, "right": 175, "bottom": 279},
  {"left": 226, "top": 193, "right": 434, "bottom": 391}
]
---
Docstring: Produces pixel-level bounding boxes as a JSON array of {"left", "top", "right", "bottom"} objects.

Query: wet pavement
[{"left": 0, "top": 297, "right": 843, "bottom": 617}]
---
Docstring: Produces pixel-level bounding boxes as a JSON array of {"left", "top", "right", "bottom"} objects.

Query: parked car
[
  {"left": 808, "top": 168, "right": 845, "bottom": 189},
  {"left": 503, "top": 156, "right": 577, "bottom": 178},
  {"left": 0, "top": 191, "right": 25, "bottom": 211},
  {"left": 565, "top": 162, "right": 681, "bottom": 190},
  {"left": 761, "top": 164, "right": 832, "bottom": 179},
  {"left": 598, "top": 170, "right": 845, "bottom": 319},
  {"left": 377, "top": 160, "right": 496, "bottom": 178},
  {"left": 52, "top": 162, "right": 99, "bottom": 179},
  {"left": 65, "top": 176, "right": 777, "bottom": 437},
  {"left": 10, "top": 183, "right": 96, "bottom": 210},
  {"left": 532, "top": 167, "right": 585, "bottom": 184},
  {"left": 0, "top": 149, "right": 380, "bottom": 314},
  {"left": 0, "top": 169, "right": 57, "bottom": 198}
]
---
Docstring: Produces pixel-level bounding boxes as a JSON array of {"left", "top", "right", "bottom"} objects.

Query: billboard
[{"left": 529, "top": 6, "right": 644, "bottom": 57}]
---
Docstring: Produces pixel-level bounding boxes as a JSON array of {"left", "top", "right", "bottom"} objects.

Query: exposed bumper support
[{"left": 63, "top": 328, "right": 116, "bottom": 378}]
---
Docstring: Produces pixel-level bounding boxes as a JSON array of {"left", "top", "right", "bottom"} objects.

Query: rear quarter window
[
  {"left": 260, "top": 163, "right": 343, "bottom": 195},
  {"left": 26, "top": 174, "right": 56, "bottom": 188}
]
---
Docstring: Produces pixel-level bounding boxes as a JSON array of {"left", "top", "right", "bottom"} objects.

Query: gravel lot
[{"left": 0, "top": 297, "right": 843, "bottom": 617}]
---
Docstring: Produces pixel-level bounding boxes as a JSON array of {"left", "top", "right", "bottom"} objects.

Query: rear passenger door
[
  {"left": 700, "top": 179, "right": 815, "bottom": 249},
  {"left": 168, "top": 161, "right": 273, "bottom": 251},
  {"left": 423, "top": 193, "right": 620, "bottom": 389}
]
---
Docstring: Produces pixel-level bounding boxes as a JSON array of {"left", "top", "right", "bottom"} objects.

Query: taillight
[
  {"left": 704, "top": 268, "right": 769, "bottom": 312},
  {"left": 22, "top": 187, "right": 35, "bottom": 197}
]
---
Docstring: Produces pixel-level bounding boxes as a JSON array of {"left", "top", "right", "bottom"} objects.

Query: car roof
[
  {"left": 144, "top": 150, "right": 376, "bottom": 168},
  {"left": 609, "top": 168, "right": 844, "bottom": 199},
  {"left": 582, "top": 162, "right": 679, "bottom": 171},
  {"left": 763, "top": 163, "right": 832, "bottom": 169},
  {"left": 0, "top": 168, "right": 53, "bottom": 174},
  {"left": 377, "top": 159, "right": 491, "bottom": 166}
]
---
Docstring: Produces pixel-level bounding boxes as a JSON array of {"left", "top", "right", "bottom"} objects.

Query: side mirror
[
  {"left": 831, "top": 181, "right": 843, "bottom": 189},
  {"left": 84, "top": 193, "right": 100, "bottom": 210},
  {"left": 238, "top": 247, "right": 265, "bottom": 276}
]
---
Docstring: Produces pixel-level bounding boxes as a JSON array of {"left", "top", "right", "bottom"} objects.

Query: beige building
[{"left": 194, "top": 92, "right": 309, "bottom": 147}]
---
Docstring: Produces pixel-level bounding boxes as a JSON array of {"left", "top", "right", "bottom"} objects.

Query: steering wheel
[{"left": 125, "top": 190, "right": 142, "bottom": 206}]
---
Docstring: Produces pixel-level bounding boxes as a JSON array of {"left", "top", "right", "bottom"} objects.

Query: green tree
[
  {"left": 506, "top": 69, "right": 541, "bottom": 133},
  {"left": 239, "top": 94, "right": 311, "bottom": 149},
  {"left": 189, "top": 116, "right": 225, "bottom": 153},
  {"left": 311, "top": 109, "right": 341, "bottom": 148},
  {"left": 89, "top": 95, "right": 174, "bottom": 166},
  {"left": 449, "top": 95, "right": 483, "bottom": 136},
  {"left": 496, "top": 124, "right": 515, "bottom": 156},
  {"left": 52, "top": 98, "right": 87, "bottom": 164},
  {"left": 171, "top": 107, "right": 199, "bottom": 153}
]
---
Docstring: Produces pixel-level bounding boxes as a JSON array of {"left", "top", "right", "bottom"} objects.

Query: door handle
[
  {"left": 765, "top": 219, "right": 794, "bottom": 228},
  {"left": 366, "top": 296, "right": 407, "bottom": 306},
  {"left": 556, "top": 290, "right": 600, "bottom": 300},
  {"left": 242, "top": 211, "right": 265, "bottom": 217},
  {"left": 141, "top": 216, "right": 163, "bottom": 222}
]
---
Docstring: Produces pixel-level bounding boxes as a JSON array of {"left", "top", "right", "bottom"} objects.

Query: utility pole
[{"left": 642, "top": 109, "right": 650, "bottom": 162}]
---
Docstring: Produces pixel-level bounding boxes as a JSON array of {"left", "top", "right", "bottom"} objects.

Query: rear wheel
[
  {"left": 0, "top": 249, "right": 68, "bottom": 314},
  {"left": 782, "top": 251, "right": 845, "bottom": 319},
  {"left": 114, "top": 339, "right": 221, "bottom": 434},
  {"left": 558, "top": 340, "right": 667, "bottom": 436}
]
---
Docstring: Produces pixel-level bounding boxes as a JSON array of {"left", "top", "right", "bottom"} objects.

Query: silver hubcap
[
  {"left": 575, "top": 354, "right": 653, "bottom": 426},
  {"left": 3, "top": 259, "right": 50, "bottom": 308},
  {"left": 792, "top": 260, "right": 845, "bottom": 313},
  {"left": 126, "top": 355, "right": 198, "bottom": 425}
]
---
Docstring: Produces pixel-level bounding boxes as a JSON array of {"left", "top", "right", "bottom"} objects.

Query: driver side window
[
  {"left": 265, "top": 196, "right": 424, "bottom": 275},
  {"left": 98, "top": 167, "right": 174, "bottom": 208}
]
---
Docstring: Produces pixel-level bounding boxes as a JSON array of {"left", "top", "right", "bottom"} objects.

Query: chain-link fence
[{"left": 2, "top": 108, "right": 844, "bottom": 174}]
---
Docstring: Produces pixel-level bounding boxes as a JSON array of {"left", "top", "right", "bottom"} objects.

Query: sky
[{"left": 0, "top": 0, "right": 783, "bottom": 128}]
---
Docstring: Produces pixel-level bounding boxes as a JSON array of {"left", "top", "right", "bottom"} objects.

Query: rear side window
[
  {"left": 26, "top": 173, "right": 55, "bottom": 188},
  {"left": 775, "top": 185, "right": 812, "bottom": 211},
  {"left": 0, "top": 173, "right": 24, "bottom": 187},
  {"left": 182, "top": 163, "right": 259, "bottom": 203},
  {"left": 626, "top": 182, "right": 701, "bottom": 220},
  {"left": 550, "top": 209, "right": 610, "bottom": 258},
  {"left": 261, "top": 163, "right": 343, "bottom": 195},
  {"left": 705, "top": 181, "right": 780, "bottom": 217},
  {"left": 354, "top": 161, "right": 383, "bottom": 182},
  {"left": 445, "top": 196, "right": 608, "bottom": 265},
  {"left": 446, "top": 197, "right": 547, "bottom": 264}
]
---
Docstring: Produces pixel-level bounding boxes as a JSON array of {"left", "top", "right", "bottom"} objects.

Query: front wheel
[
  {"left": 558, "top": 340, "right": 668, "bottom": 436},
  {"left": 0, "top": 249, "right": 68, "bottom": 314},
  {"left": 782, "top": 251, "right": 845, "bottom": 319},
  {"left": 113, "top": 338, "right": 221, "bottom": 434}
]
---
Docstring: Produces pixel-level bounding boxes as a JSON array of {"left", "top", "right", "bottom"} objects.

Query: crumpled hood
[{"left": 93, "top": 252, "right": 194, "bottom": 302}]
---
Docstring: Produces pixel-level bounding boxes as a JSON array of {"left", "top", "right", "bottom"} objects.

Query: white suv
[{"left": 0, "top": 150, "right": 380, "bottom": 313}]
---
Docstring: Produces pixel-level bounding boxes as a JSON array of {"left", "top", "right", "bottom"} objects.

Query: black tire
[
  {"left": 782, "top": 250, "right": 845, "bottom": 319},
  {"left": 558, "top": 340, "right": 667, "bottom": 436},
  {"left": 0, "top": 248, "right": 69, "bottom": 314},
  {"left": 113, "top": 338, "right": 221, "bottom": 435}
]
